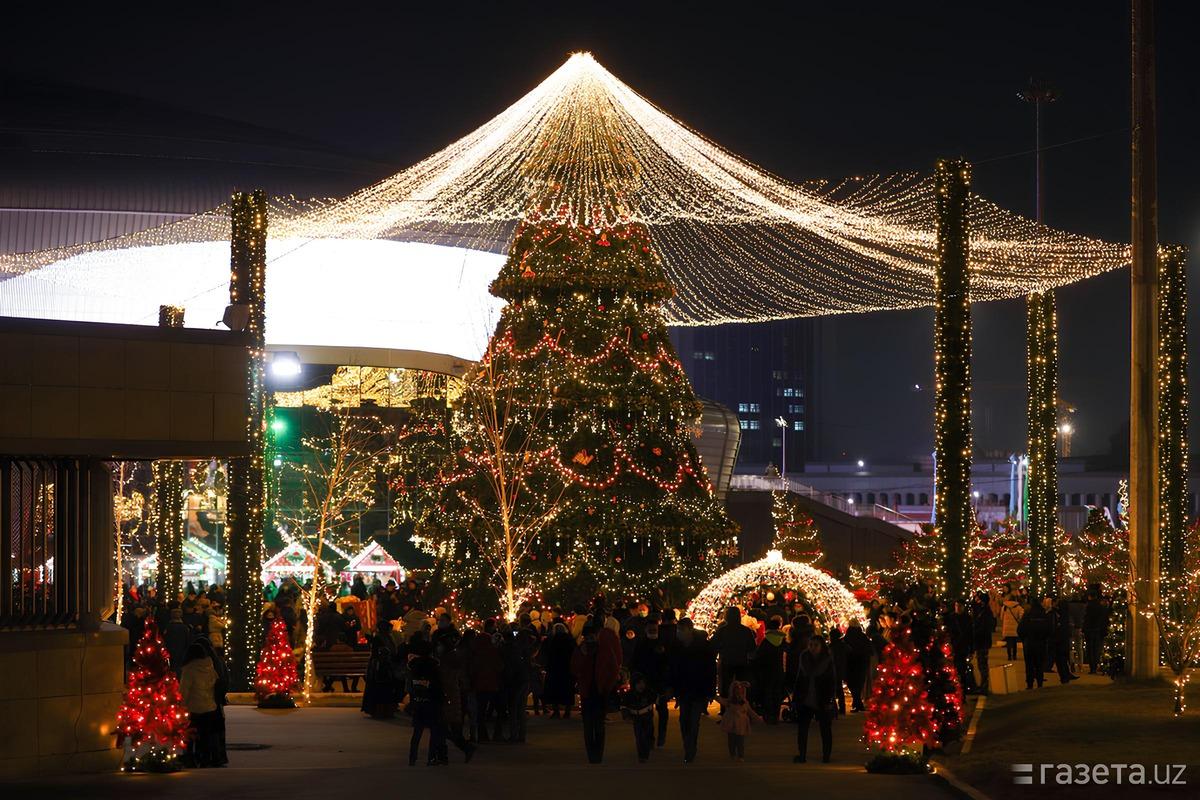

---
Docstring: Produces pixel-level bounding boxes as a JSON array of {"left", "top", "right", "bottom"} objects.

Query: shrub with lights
[
  {"left": 256, "top": 616, "right": 299, "bottom": 708},
  {"left": 863, "top": 626, "right": 937, "bottom": 774},
  {"left": 116, "top": 618, "right": 190, "bottom": 771}
]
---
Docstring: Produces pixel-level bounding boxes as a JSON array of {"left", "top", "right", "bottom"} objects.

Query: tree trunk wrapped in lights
[
  {"left": 932, "top": 159, "right": 973, "bottom": 601},
  {"left": 419, "top": 206, "right": 737, "bottom": 611},
  {"left": 1026, "top": 290, "right": 1059, "bottom": 596},
  {"left": 151, "top": 460, "right": 185, "bottom": 602},
  {"left": 226, "top": 190, "right": 268, "bottom": 692},
  {"left": 1158, "top": 245, "right": 1189, "bottom": 594}
]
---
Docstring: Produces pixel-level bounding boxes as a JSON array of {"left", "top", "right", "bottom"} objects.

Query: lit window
[
  {"left": 788, "top": 404, "right": 804, "bottom": 414},
  {"left": 748, "top": 420, "right": 761, "bottom": 430},
  {"left": 783, "top": 388, "right": 795, "bottom": 397},
  {"left": 706, "top": 352, "right": 716, "bottom": 361},
  {"left": 748, "top": 403, "right": 760, "bottom": 413},
  {"left": 739, "top": 419, "right": 749, "bottom": 430},
  {"left": 772, "top": 370, "right": 788, "bottom": 380},
  {"left": 793, "top": 421, "right": 805, "bottom": 431},
  {"left": 738, "top": 403, "right": 749, "bottom": 413}
]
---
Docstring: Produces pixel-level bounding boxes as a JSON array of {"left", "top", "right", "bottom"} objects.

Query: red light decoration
[{"left": 116, "top": 618, "right": 190, "bottom": 771}]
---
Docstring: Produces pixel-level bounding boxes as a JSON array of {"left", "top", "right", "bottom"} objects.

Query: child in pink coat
[{"left": 718, "top": 680, "right": 763, "bottom": 761}]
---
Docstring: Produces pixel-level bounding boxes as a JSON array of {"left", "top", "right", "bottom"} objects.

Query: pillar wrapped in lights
[
  {"left": 151, "top": 460, "right": 185, "bottom": 601},
  {"left": 152, "top": 305, "right": 186, "bottom": 600},
  {"left": 1025, "top": 290, "right": 1059, "bottom": 596},
  {"left": 226, "top": 190, "right": 268, "bottom": 691},
  {"left": 1158, "top": 245, "right": 1189, "bottom": 588},
  {"left": 932, "top": 159, "right": 973, "bottom": 600}
]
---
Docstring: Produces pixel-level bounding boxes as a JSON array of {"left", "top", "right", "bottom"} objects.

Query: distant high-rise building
[{"left": 670, "top": 318, "right": 821, "bottom": 475}]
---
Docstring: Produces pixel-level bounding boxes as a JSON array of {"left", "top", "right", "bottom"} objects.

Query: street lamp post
[{"left": 775, "top": 416, "right": 787, "bottom": 482}]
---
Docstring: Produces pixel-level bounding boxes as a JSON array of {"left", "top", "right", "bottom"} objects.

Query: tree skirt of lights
[{"left": 686, "top": 550, "right": 863, "bottom": 633}]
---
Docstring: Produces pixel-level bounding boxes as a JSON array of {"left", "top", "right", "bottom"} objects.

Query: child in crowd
[{"left": 718, "top": 680, "right": 763, "bottom": 762}]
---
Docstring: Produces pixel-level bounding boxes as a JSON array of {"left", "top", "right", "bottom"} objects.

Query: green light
[{"left": 271, "top": 418, "right": 287, "bottom": 435}]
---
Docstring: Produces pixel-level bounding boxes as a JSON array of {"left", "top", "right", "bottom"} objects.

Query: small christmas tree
[
  {"left": 116, "top": 618, "right": 190, "bottom": 771},
  {"left": 864, "top": 627, "right": 937, "bottom": 773},
  {"left": 1077, "top": 507, "right": 1128, "bottom": 592},
  {"left": 970, "top": 519, "right": 1028, "bottom": 599},
  {"left": 892, "top": 524, "right": 942, "bottom": 588},
  {"left": 256, "top": 617, "right": 299, "bottom": 707},
  {"left": 915, "top": 623, "right": 964, "bottom": 748},
  {"left": 769, "top": 468, "right": 824, "bottom": 566}
]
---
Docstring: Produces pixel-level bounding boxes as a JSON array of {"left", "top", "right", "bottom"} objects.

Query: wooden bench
[{"left": 311, "top": 646, "right": 371, "bottom": 692}]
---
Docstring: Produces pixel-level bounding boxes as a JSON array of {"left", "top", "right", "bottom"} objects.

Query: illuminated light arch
[{"left": 686, "top": 550, "right": 863, "bottom": 633}]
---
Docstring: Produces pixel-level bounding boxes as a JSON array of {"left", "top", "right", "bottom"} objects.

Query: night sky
[{"left": 5, "top": 1, "right": 1199, "bottom": 462}]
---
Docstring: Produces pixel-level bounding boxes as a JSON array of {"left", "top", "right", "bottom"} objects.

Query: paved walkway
[{"left": 8, "top": 703, "right": 957, "bottom": 799}]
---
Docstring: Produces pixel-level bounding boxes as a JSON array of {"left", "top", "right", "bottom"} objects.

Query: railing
[
  {"left": 1, "top": 459, "right": 91, "bottom": 629},
  {"left": 728, "top": 474, "right": 924, "bottom": 529}
]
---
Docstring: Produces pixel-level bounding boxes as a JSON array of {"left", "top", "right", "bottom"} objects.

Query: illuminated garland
[
  {"left": 1158, "top": 245, "right": 1189, "bottom": 605},
  {"left": 151, "top": 460, "right": 185, "bottom": 601},
  {"left": 932, "top": 160, "right": 973, "bottom": 600},
  {"left": 226, "top": 190, "right": 268, "bottom": 692},
  {"left": 1026, "top": 289, "right": 1059, "bottom": 596},
  {"left": 2, "top": 54, "right": 1131, "bottom": 327},
  {"left": 685, "top": 550, "right": 861, "bottom": 634}
]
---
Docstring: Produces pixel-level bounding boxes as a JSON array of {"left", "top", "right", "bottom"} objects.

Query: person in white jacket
[
  {"left": 999, "top": 595, "right": 1025, "bottom": 660},
  {"left": 179, "top": 643, "right": 222, "bottom": 766}
]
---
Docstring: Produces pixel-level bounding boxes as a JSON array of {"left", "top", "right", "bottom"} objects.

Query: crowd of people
[{"left": 114, "top": 572, "right": 1122, "bottom": 770}]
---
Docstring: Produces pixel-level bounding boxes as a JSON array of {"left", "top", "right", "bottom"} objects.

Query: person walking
[
  {"left": 970, "top": 592, "right": 995, "bottom": 694},
  {"left": 620, "top": 672, "right": 657, "bottom": 763},
  {"left": 406, "top": 639, "right": 449, "bottom": 766},
  {"left": 1018, "top": 598, "right": 1050, "bottom": 690},
  {"left": 1049, "top": 598, "right": 1078, "bottom": 683},
  {"left": 751, "top": 616, "right": 786, "bottom": 723},
  {"left": 670, "top": 619, "right": 716, "bottom": 764},
  {"left": 469, "top": 620, "right": 504, "bottom": 742},
  {"left": 631, "top": 619, "right": 672, "bottom": 745},
  {"left": 999, "top": 593, "right": 1024, "bottom": 660},
  {"left": 711, "top": 606, "right": 757, "bottom": 698},
  {"left": 1082, "top": 590, "right": 1109, "bottom": 674},
  {"left": 842, "top": 621, "right": 871, "bottom": 712},
  {"left": 793, "top": 636, "right": 838, "bottom": 763},
  {"left": 718, "top": 679, "right": 763, "bottom": 762},
  {"left": 945, "top": 600, "right": 975, "bottom": 693},
  {"left": 571, "top": 622, "right": 621, "bottom": 764},
  {"left": 543, "top": 622, "right": 577, "bottom": 719}
]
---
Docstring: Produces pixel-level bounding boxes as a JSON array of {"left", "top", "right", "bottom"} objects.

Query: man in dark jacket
[
  {"left": 406, "top": 639, "right": 447, "bottom": 766},
  {"left": 710, "top": 606, "right": 756, "bottom": 698},
  {"left": 631, "top": 620, "right": 672, "bottom": 746},
  {"left": 793, "top": 636, "right": 839, "bottom": 763},
  {"left": 751, "top": 616, "right": 786, "bottom": 722},
  {"left": 571, "top": 622, "right": 622, "bottom": 763},
  {"left": 945, "top": 600, "right": 975, "bottom": 693},
  {"left": 841, "top": 621, "right": 872, "bottom": 711},
  {"left": 469, "top": 620, "right": 504, "bottom": 742},
  {"left": 970, "top": 592, "right": 995, "bottom": 694},
  {"left": 162, "top": 607, "right": 193, "bottom": 675},
  {"left": 670, "top": 619, "right": 716, "bottom": 764},
  {"left": 1049, "top": 598, "right": 1078, "bottom": 683},
  {"left": 1082, "top": 590, "right": 1109, "bottom": 674},
  {"left": 1018, "top": 599, "right": 1051, "bottom": 689}
]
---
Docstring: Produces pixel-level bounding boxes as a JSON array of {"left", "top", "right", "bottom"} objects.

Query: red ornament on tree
[
  {"left": 116, "top": 618, "right": 190, "bottom": 771},
  {"left": 256, "top": 617, "right": 299, "bottom": 708}
]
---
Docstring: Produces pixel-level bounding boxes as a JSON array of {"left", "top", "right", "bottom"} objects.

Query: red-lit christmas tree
[
  {"left": 864, "top": 627, "right": 938, "bottom": 773},
  {"left": 918, "top": 624, "right": 964, "bottom": 748},
  {"left": 116, "top": 618, "right": 190, "bottom": 771},
  {"left": 256, "top": 617, "right": 298, "bottom": 707}
]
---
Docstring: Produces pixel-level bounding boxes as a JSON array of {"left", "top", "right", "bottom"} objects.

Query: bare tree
[
  {"left": 440, "top": 345, "right": 568, "bottom": 620},
  {"left": 280, "top": 409, "right": 394, "bottom": 699}
]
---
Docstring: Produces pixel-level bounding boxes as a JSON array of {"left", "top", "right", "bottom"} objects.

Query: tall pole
[
  {"left": 226, "top": 190, "right": 268, "bottom": 691},
  {"left": 1129, "top": 0, "right": 1160, "bottom": 679},
  {"left": 933, "top": 159, "right": 974, "bottom": 601},
  {"left": 1019, "top": 80, "right": 1060, "bottom": 598}
]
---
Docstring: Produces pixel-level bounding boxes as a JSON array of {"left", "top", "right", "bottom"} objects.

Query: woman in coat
[
  {"left": 179, "top": 643, "right": 223, "bottom": 767},
  {"left": 543, "top": 623, "right": 577, "bottom": 718},
  {"left": 793, "top": 636, "right": 839, "bottom": 763}
]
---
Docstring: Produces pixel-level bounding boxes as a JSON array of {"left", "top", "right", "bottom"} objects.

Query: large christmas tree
[{"left": 427, "top": 206, "right": 736, "bottom": 607}]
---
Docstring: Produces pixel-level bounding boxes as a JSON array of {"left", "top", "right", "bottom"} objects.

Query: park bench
[{"left": 311, "top": 645, "right": 371, "bottom": 692}]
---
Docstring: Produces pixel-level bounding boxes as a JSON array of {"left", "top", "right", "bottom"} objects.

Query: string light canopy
[
  {"left": 685, "top": 549, "right": 863, "bottom": 634},
  {"left": 1, "top": 53, "right": 1129, "bottom": 329}
]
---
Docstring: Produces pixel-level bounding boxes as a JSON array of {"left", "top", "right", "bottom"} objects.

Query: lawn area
[{"left": 951, "top": 678, "right": 1200, "bottom": 799}]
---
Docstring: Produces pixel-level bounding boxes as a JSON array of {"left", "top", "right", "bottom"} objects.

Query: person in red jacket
[{"left": 571, "top": 621, "right": 622, "bottom": 763}]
